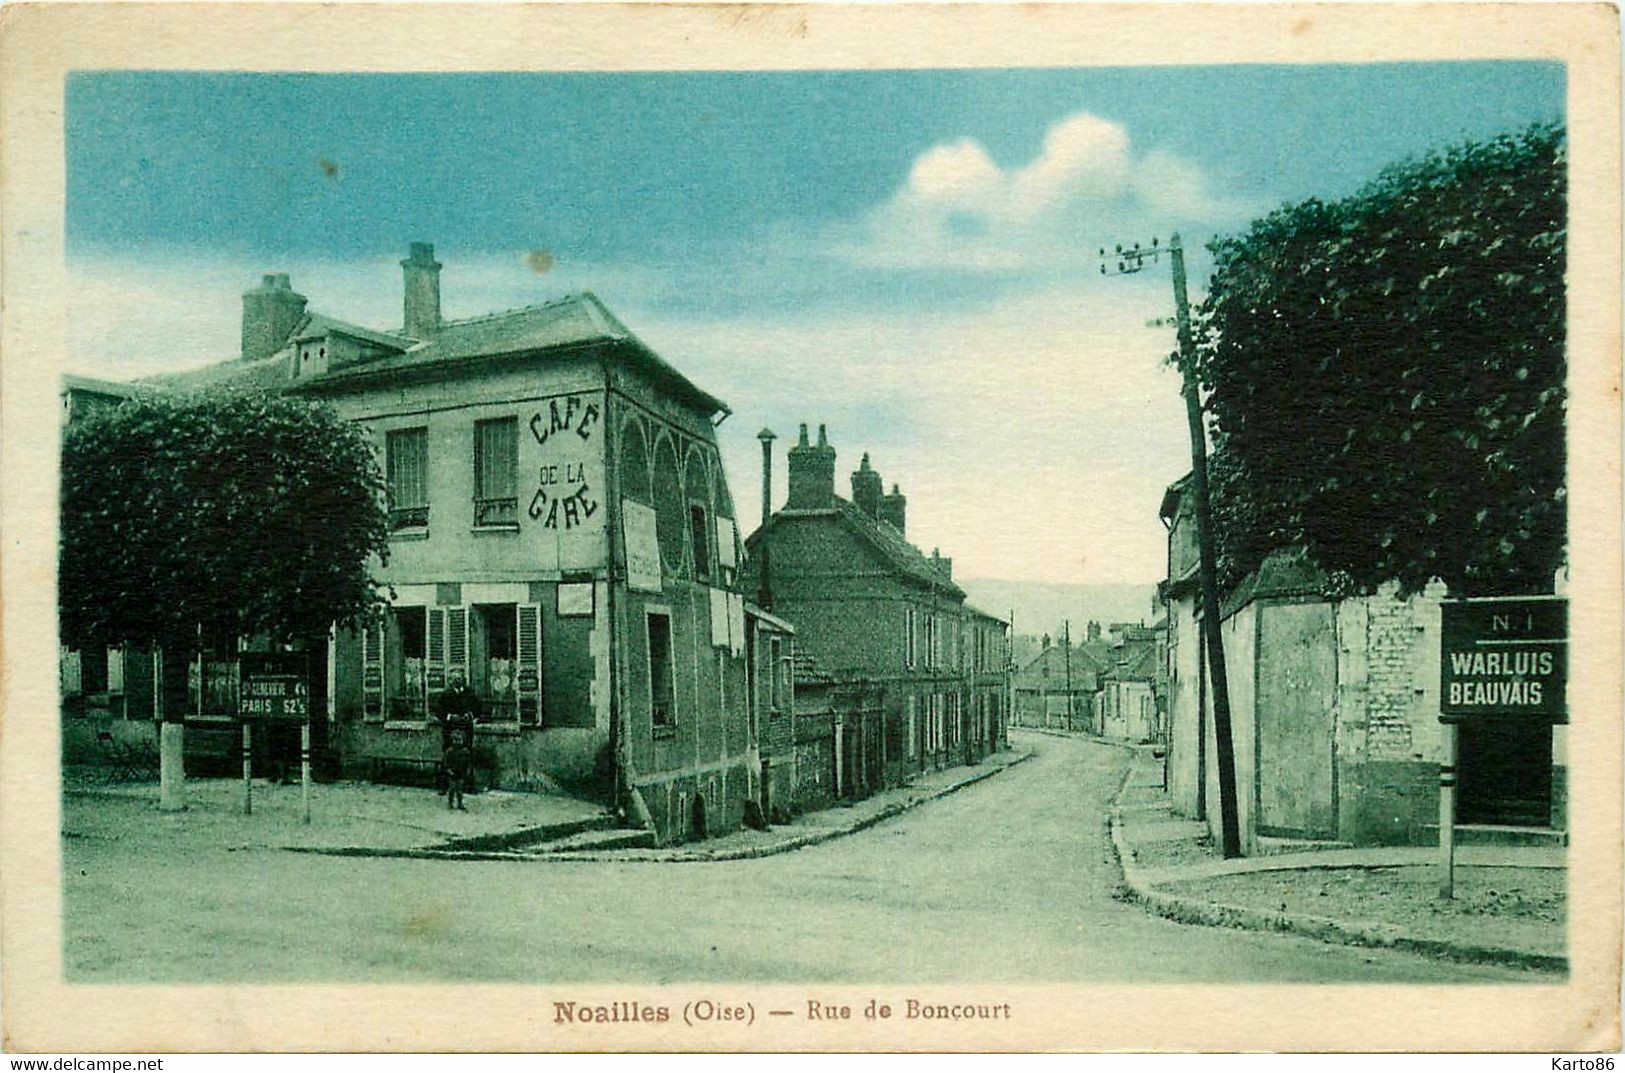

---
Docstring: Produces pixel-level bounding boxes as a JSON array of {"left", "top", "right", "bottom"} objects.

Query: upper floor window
[
  {"left": 905, "top": 608, "right": 918, "bottom": 668},
  {"left": 474, "top": 417, "right": 518, "bottom": 528},
  {"left": 689, "top": 504, "right": 711, "bottom": 581},
  {"left": 385, "top": 427, "right": 429, "bottom": 531},
  {"left": 648, "top": 611, "right": 675, "bottom": 729}
]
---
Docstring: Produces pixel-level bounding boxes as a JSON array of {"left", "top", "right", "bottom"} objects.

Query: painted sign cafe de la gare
[{"left": 62, "top": 245, "right": 769, "bottom": 844}]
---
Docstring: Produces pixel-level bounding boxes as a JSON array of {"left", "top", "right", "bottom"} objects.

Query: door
[
  {"left": 1256, "top": 601, "right": 1338, "bottom": 839},
  {"left": 1458, "top": 718, "right": 1553, "bottom": 826}
]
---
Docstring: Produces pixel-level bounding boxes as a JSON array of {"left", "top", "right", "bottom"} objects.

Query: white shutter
[
  {"left": 446, "top": 608, "right": 469, "bottom": 686},
  {"left": 428, "top": 608, "right": 447, "bottom": 696},
  {"left": 517, "top": 603, "right": 542, "bottom": 725},
  {"left": 362, "top": 621, "right": 385, "bottom": 721}
]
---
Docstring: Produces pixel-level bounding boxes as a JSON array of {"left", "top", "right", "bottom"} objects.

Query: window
[
  {"left": 472, "top": 603, "right": 518, "bottom": 720},
  {"left": 474, "top": 417, "right": 519, "bottom": 527},
  {"left": 386, "top": 428, "right": 429, "bottom": 530},
  {"left": 905, "top": 609, "right": 918, "bottom": 668},
  {"left": 769, "top": 636, "right": 786, "bottom": 710},
  {"left": 387, "top": 606, "right": 428, "bottom": 720},
  {"left": 648, "top": 612, "right": 674, "bottom": 729},
  {"left": 689, "top": 504, "right": 711, "bottom": 580}
]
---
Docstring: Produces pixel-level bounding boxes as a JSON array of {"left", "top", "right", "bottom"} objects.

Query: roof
[
  {"left": 1159, "top": 472, "right": 1194, "bottom": 523},
  {"left": 61, "top": 374, "right": 149, "bottom": 399},
  {"left": 744, "top": 603, "right": 796, "bottom": 635},
  {"left": 133, "top": 291, "right": 729, "bottom": 417},
  {"left": 1220, "top": 546, "right": 1328, "bottom": 618},
  {"left": 962, "top": 601, "right": 1008, "bottom": 626},
  {"left": 292, "top": 313, "right": 412, "bottom": 351},
  {"left": 1014, "top": 646, "right": 1100, "bottom": 691},
  {"left": 754, "top": 496, "right": 967, "bottom": 599},
  {"left": 294, "top": 293, "right": 728, "bottom": 415}
]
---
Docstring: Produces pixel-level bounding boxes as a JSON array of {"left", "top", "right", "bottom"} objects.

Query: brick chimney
[
  {"left": 402, "top": 241, "right": 442, "bottom": 340},
  {"left": 240, "top": 273, "right": 307, "bottom": 362},
  {"left": 879, "top": 483, "right": 907, "bottom": 535},
  {"left": 931, "top": 547, "right": 952, "bottom": 581},
  {"left": 850, "top": 453, "right": 883, "bottom": 520},
  {"left": 786, "top": 422, "right": 836, "bottom": 509}
]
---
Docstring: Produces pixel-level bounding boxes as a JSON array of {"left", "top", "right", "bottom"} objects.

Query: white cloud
[{"left": 829, "top": 109, "right": 1254, "bottom": 274}]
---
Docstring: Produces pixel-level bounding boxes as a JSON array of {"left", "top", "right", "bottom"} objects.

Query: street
[{"left": 62, "top": 732, "right": 1535, "bottom": 983}]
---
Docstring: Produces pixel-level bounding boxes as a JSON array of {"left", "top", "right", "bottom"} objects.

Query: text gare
[{"left": 527, "top": 395, "right": 602, "bottom": 531}]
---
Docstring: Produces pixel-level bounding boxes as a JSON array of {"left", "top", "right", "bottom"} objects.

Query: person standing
[{"left": 434, "top": 671, "right": 482, "bottom": 807}]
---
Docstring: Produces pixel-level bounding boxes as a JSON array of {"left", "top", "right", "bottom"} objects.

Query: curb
[
  {"left": 286, "top": 749, "right": 1035, "bottom": 864},
  {"left": 1106, "top": 772, "right": 1567, "bottom": 975}
]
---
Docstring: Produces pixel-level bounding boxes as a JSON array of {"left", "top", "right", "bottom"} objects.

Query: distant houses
[
  {"left": 1012, "top": 621, "right": 1162, "bottom": 743},
  {"left": 59, "top": 247, "right": 1014, "bottom": 844}
]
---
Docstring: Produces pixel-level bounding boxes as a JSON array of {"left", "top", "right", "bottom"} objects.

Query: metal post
[
  {"left": 1439, "top": 722, "right": 1457, "bottom": 898},
  {"left": 301, "top": 720, "right": 312, "bottom": 825},
  {"left": 241, "top": 722, "right": 253, "bottom": 815}
]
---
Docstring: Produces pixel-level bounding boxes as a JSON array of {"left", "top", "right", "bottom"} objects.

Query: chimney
[
  {"left": 240, "top": 273, "right": 307, "bottom": 362},
  {"left": 850, "top": 453, "right": 883, "bottom": 520},
  {"left": 931, "top": 547, "right": 952, "bottom": 581},
  {"left": 786, "top": 422, "right": 836, "bottom": 509},
  {"left": 1087, "top": 620, "right": 1102, "bottom": 643},
  {"left": 756, "top": 427, "right": 776, "bottom": 611},
  {"left": 402, "top": 241, "right": 442, "bottom": 339},
  {"left": 879, "top": 482, "right": 907, "bottom": 535}
]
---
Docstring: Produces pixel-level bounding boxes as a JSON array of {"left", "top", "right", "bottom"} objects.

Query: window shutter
[
  {"left": 447, "top": 608, "right": 469, "bottom": 686},
  {"left": 517, "top": 603, "right": 542, "bottom": 725},
  {"left": 362, "top": 621, "right": 385, "bottom": 721},
  {"left": 427, "top": 608, "right": 447, "bottom": 695}
]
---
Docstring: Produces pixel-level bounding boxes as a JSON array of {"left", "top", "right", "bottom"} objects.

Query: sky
[{"left": 65, "top": 64, "right": 1564, "bottom": 585}]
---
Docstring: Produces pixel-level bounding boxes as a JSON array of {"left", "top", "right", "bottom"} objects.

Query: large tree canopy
[
  {"left": 61, "top": 390, "right": 391, "bottom": 650},
  {"left": 1194, "top": 122, "right": 1566, "bottom": 597}
]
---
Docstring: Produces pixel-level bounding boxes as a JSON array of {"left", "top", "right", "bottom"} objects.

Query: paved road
[{"left": 63, "top": 731, "right": 1532, "bottom": 983}]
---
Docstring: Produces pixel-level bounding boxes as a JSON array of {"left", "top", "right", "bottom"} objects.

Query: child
[{"left": 444, "top": 722, "right": 472, "bottom": 811}]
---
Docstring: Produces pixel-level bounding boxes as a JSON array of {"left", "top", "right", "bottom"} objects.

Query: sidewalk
[
  {"left": 532, "top": 745, "right": 1033, "bottom": 863},
  {"left": 1108, "top": 748, "right": 1567, "bottom": 973},
  {"left": 63, "top": 769, "right": 614, "bottom": 855},
  {"left": 62, "top": 745, "right": 1032, "bottom": 862}
]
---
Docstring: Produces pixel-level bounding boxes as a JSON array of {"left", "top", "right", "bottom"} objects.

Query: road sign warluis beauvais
[
  {"left": 238, "top": 653, "right": 310, "bottom": 721},
  {"left": 1439, "top": 596, "right": 1568, "bottom": 722}
]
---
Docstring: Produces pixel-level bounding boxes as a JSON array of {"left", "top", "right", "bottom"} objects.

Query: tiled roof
[
  {"left": 293, "top": 313, "right": 412, "bottom": 351},
  {"left": 138, "top": 351, "right": 295, "bottom": 393},
  {"left": 126, "top": 292, "right": 727, "bottom": 417},
  {"left": 818, "top": 496, "right": 967, "bottom": 598},
  {"left": 61, "top": 374, "right": 150, "bottom": 399},
  {"left": 962, "top": 601, "right": 1008, "bottom": 626},
  {"left": 791, "top": 647, "right": 835, "bottom": 687},
  {"left": 1220, "top": 545, "right": 1327, "bottom": 618},
  {"left": 1014, "top": 646, "right": 1099, "bottom": 691}
]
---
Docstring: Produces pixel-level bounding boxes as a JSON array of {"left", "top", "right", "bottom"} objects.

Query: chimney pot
[
  {"left": 850, "top": 451, "right": 883, "bottom": 519},
  {"left": 798, "top": 423, "right": 809, "bottom": 447},
  {"left": 880, "top": 483, "right": 907, "bottom": 535},
  {"left": 787, "top": 419, "right": 836, "bottom": 509}
]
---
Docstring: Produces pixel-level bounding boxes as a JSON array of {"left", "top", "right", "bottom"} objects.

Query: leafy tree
[
  {"left": 1193, "top": 122, "right": 1565, "bottom": 597},
  {"left": 60, "top": 390, "right": 392, "bottom": 662}
]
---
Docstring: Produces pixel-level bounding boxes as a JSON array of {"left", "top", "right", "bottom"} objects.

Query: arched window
[
  {"left": 652, "top": 434, "right": 685, "bottom": 572},
  {"left": 619, "top": 418, "right": 651, "bottom": 506},
  {"left": 684, "top": 446, "right": 713, "bottom": 582}
]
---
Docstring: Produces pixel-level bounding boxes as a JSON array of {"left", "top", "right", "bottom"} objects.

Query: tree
[
  {"left": 61, "top": 389, "right": 392, "bottom": 659},
  {"left": 1194, "top": 122, "right": 1566, "bottom": 597}
]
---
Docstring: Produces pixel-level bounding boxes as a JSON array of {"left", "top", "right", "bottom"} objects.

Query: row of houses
[
  {"left": 1157, "top": 474, "right": 1567, "bottom": 853},
  {"left": 60, "top": 244, "right": 1013, "bottom": 845},
  {"left": 1010, "top": 621, "right": 1164, "bottom": 743}
]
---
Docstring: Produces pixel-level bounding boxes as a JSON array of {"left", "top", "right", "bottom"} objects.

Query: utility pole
[
  {"left": 756, "top": 428, "right": 776, "bottom": 612},
  {"left": 1100, "top": 233, "right": 1242, "bottom": 858},
  {"left": 1063, "top": 619, "right": 1073, "bottom": 731}
]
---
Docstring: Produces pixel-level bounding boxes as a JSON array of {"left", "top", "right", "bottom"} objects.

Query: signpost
[
  {"left": 239, "top": 653, "right": 313, "bottom": 823},
  {"left": 1436, "top": 596, "right": 1567, "bottom": 897}
]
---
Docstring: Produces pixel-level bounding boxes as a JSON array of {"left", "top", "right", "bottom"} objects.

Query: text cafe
[{"left": 1440, "top": 596, "right": 1568, "bottom": 830}]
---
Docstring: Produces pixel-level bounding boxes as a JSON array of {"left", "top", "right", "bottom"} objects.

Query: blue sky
[{"left": 66, "top": 64, "right": 1563, "bottom": 584}]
